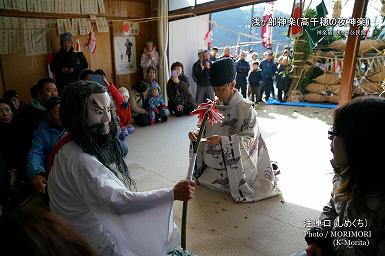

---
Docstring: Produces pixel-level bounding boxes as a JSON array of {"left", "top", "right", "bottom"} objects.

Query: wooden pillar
[
  {"left": 338, "top": 0, "right": 369, "bottom": 106},
  {"left": 0, "top": 57, "right": 6, "bottom": 94}
]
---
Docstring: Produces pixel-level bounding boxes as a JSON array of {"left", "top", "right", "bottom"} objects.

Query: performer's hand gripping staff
[{"left": 182, "top": 100, "right": 224, "bottom": 252}]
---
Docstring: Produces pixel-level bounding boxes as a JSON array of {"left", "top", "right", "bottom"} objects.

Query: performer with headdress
[
  {"left": 188, "top": 58, "right": 281, "bottom": 202},
  {"left": 48, "top": 81, "right": 195, "bottom": 255}
]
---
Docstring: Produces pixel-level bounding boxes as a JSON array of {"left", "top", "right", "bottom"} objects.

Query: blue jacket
[
  {"left": 235, "top": 59, "right": 250, "bottom": 86},
  {"left": 259, "top": 59, "right": 277, "bottom": 79},
  {"left": 248, "top": 69, "right": 262, "bottom": 87},
  {"left": 26, "top": 121, "right": 65, "bottom": 178}
]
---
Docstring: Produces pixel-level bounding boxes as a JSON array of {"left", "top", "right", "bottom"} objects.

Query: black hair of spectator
[
  {"left": 146, "top": 66, "right": 157, "bottom": 74},
  {"left": 37, "top": 78, "right": 55, "bottom": 93},
  {"left": 171, "top": 62, "right": 184, "bottom": 73},
  {"left": 94, "top": 69, "right": 106, "bottom": 77},
  {"left": 133, "top": 80, "right": 149, "bottom": 94},
  {"left": 2, "top": 90, "right": 18, "bottom": 101},
  {"left": 333, "top": 97, "right": 385, "bottom": 206},
  {"left": 30, "top": 84, "right": 40, "bottom": 99},
  {"left": 0, "top": 208, "right": 96, "bottom": 256},
  {"left": 79, "top": 69, "right": 94, "bottom": 80},
  {"left": 0, "top": 98, "right": 11, "bottom": 108}
]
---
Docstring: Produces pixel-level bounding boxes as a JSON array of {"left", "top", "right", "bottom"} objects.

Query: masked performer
[{"left": 48, "top": 81, "right": 195, "bottom": 256}]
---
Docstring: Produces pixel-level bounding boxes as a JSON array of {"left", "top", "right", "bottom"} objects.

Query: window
[
  {"left": 196, "top": 0, "right": 216, "bottom": 4},
  {"left": 169, "top": 0, "right": 219, "bottom": 11},
  {"left": 168, "top": 0, "right": 195, "bottom": 11}
]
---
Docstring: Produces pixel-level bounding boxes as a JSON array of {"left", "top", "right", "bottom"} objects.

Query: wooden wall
[{"left": 0, "top": 0, "right": 157, "bottom": 102}]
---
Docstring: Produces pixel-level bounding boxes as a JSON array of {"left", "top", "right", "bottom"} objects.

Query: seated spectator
[
  {"left": 2, "top": 90, "right": 29, "bottom": 123},
  {"left": 117, "top": 87, "right": 134, "bottom": 140},
  {"left": 146, "top": 67, "right": 167, "bottom": 125},
  {"left": 0, "top": 100, "right": 32, "bottom": 208},
  {"left": 26, "top": 96, "right": 65, "bottom": 193},
  {"left": 167, "top": 62, "right": 195, "bottom": 117},
  {"left": 29, "top": 78, "right": 58, "bottom": 131},
  {"left": 0, "top": 152, "right": 8, "bottom": 211},
  {"left": 79, "top": 69, "right": 95, "bottom": 81},
  {"left": 129, "top": 80, "right": 151, "bottom": 127},
  {"left": 304, "top": 97, "right": 385, "bottom": 256},
  {"left": 0, "top": 208, "right": 95, "bottom": 256}
]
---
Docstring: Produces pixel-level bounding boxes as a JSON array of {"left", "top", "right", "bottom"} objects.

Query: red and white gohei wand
[{"left": 181, "top": 99, "right": 224, "bottom": 252}]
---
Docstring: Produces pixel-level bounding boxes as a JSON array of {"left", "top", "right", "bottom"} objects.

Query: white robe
[
  {"left": 48, "top": 141, "right": 179, "bottom": 256},
  {"left": 192, "top": 91, "right": 281, "bottom": 202}
]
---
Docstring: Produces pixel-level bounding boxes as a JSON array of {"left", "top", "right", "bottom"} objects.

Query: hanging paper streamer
[
  {"left": 203, "top": 22, "right": 214, "bottom": 47},
  {"left": 74, "top": 39, "right": 82, "bottom": 52},
  {"left": 287, "top": 0, "right": 303, "bottom": 38},
  {"left": 261, "top": 2, "right": 274, "bottom": 49},
  {"left": 85, "top": 31, "right": 96, "bottom": 53}
]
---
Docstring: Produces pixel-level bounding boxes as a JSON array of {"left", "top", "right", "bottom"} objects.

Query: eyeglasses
[{"left": 328, "top": 127, "right": 341, "bottom": 140}]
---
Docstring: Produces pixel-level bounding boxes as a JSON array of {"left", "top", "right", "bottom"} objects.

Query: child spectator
[
  {"left": 146, "top": 67, "right": 167, "bottom": 125},
  {"left": 248, "top": 61, "right": 262, "bottom": 103},
  {"left": 304, "top": 97, "right": 385, "bottom": 256},
  {"left": 276, "top": 56, "right": 292, "bottom": 102},
  {"left": 116, "top": 87, "right": 134, "bottom": 140},
  {"left": 26, "top": 96, "right": 65, "bottom": 194},
  {"left": 148, "top": 81, "right": 167, "bottom": 125}
]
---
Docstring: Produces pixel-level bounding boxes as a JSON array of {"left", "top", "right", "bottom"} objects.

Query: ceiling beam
[{"left": 169, "top": 0, "right": 276, "bottom": 21}]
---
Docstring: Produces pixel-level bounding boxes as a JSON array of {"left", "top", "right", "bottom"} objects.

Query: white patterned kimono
[{"left": 192, "top": 91, "right": 281, "bottom": 202}]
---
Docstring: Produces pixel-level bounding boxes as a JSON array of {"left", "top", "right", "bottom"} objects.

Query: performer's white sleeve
[{"left": 76, "top": 154, "right": 173, "bottom": 214}]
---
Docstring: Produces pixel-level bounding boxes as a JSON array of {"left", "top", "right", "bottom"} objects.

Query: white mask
[{"left": 86, "top": 92, "right": 112, "bottom": 135}]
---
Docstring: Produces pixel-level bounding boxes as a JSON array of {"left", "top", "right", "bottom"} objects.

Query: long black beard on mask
[
  {"left": 60, "top": 81, "right": 136, "bottom": 190},
  {"left": 85, "top": 121, "right": 136, "bottom": 190}
]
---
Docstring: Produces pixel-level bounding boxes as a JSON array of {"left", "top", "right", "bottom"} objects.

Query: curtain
[{"left": 157, "top": 0, "right": 169, "bottom": 101}]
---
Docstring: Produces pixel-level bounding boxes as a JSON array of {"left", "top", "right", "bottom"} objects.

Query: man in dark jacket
[
  {"left": 259, "top": 51, "right": 276, "bottom": 102},
  {"left": 235, "top": 51, "right": 250, "bottom": 98},
  {"left": 248, "top": 61, "right": 262, "bottom": 103},
  {"left": 192, "top": 50, "right": 214, "bottom": 104},
  {"left": 50, "top": 32, "right": 88, "bottom": 94}
]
